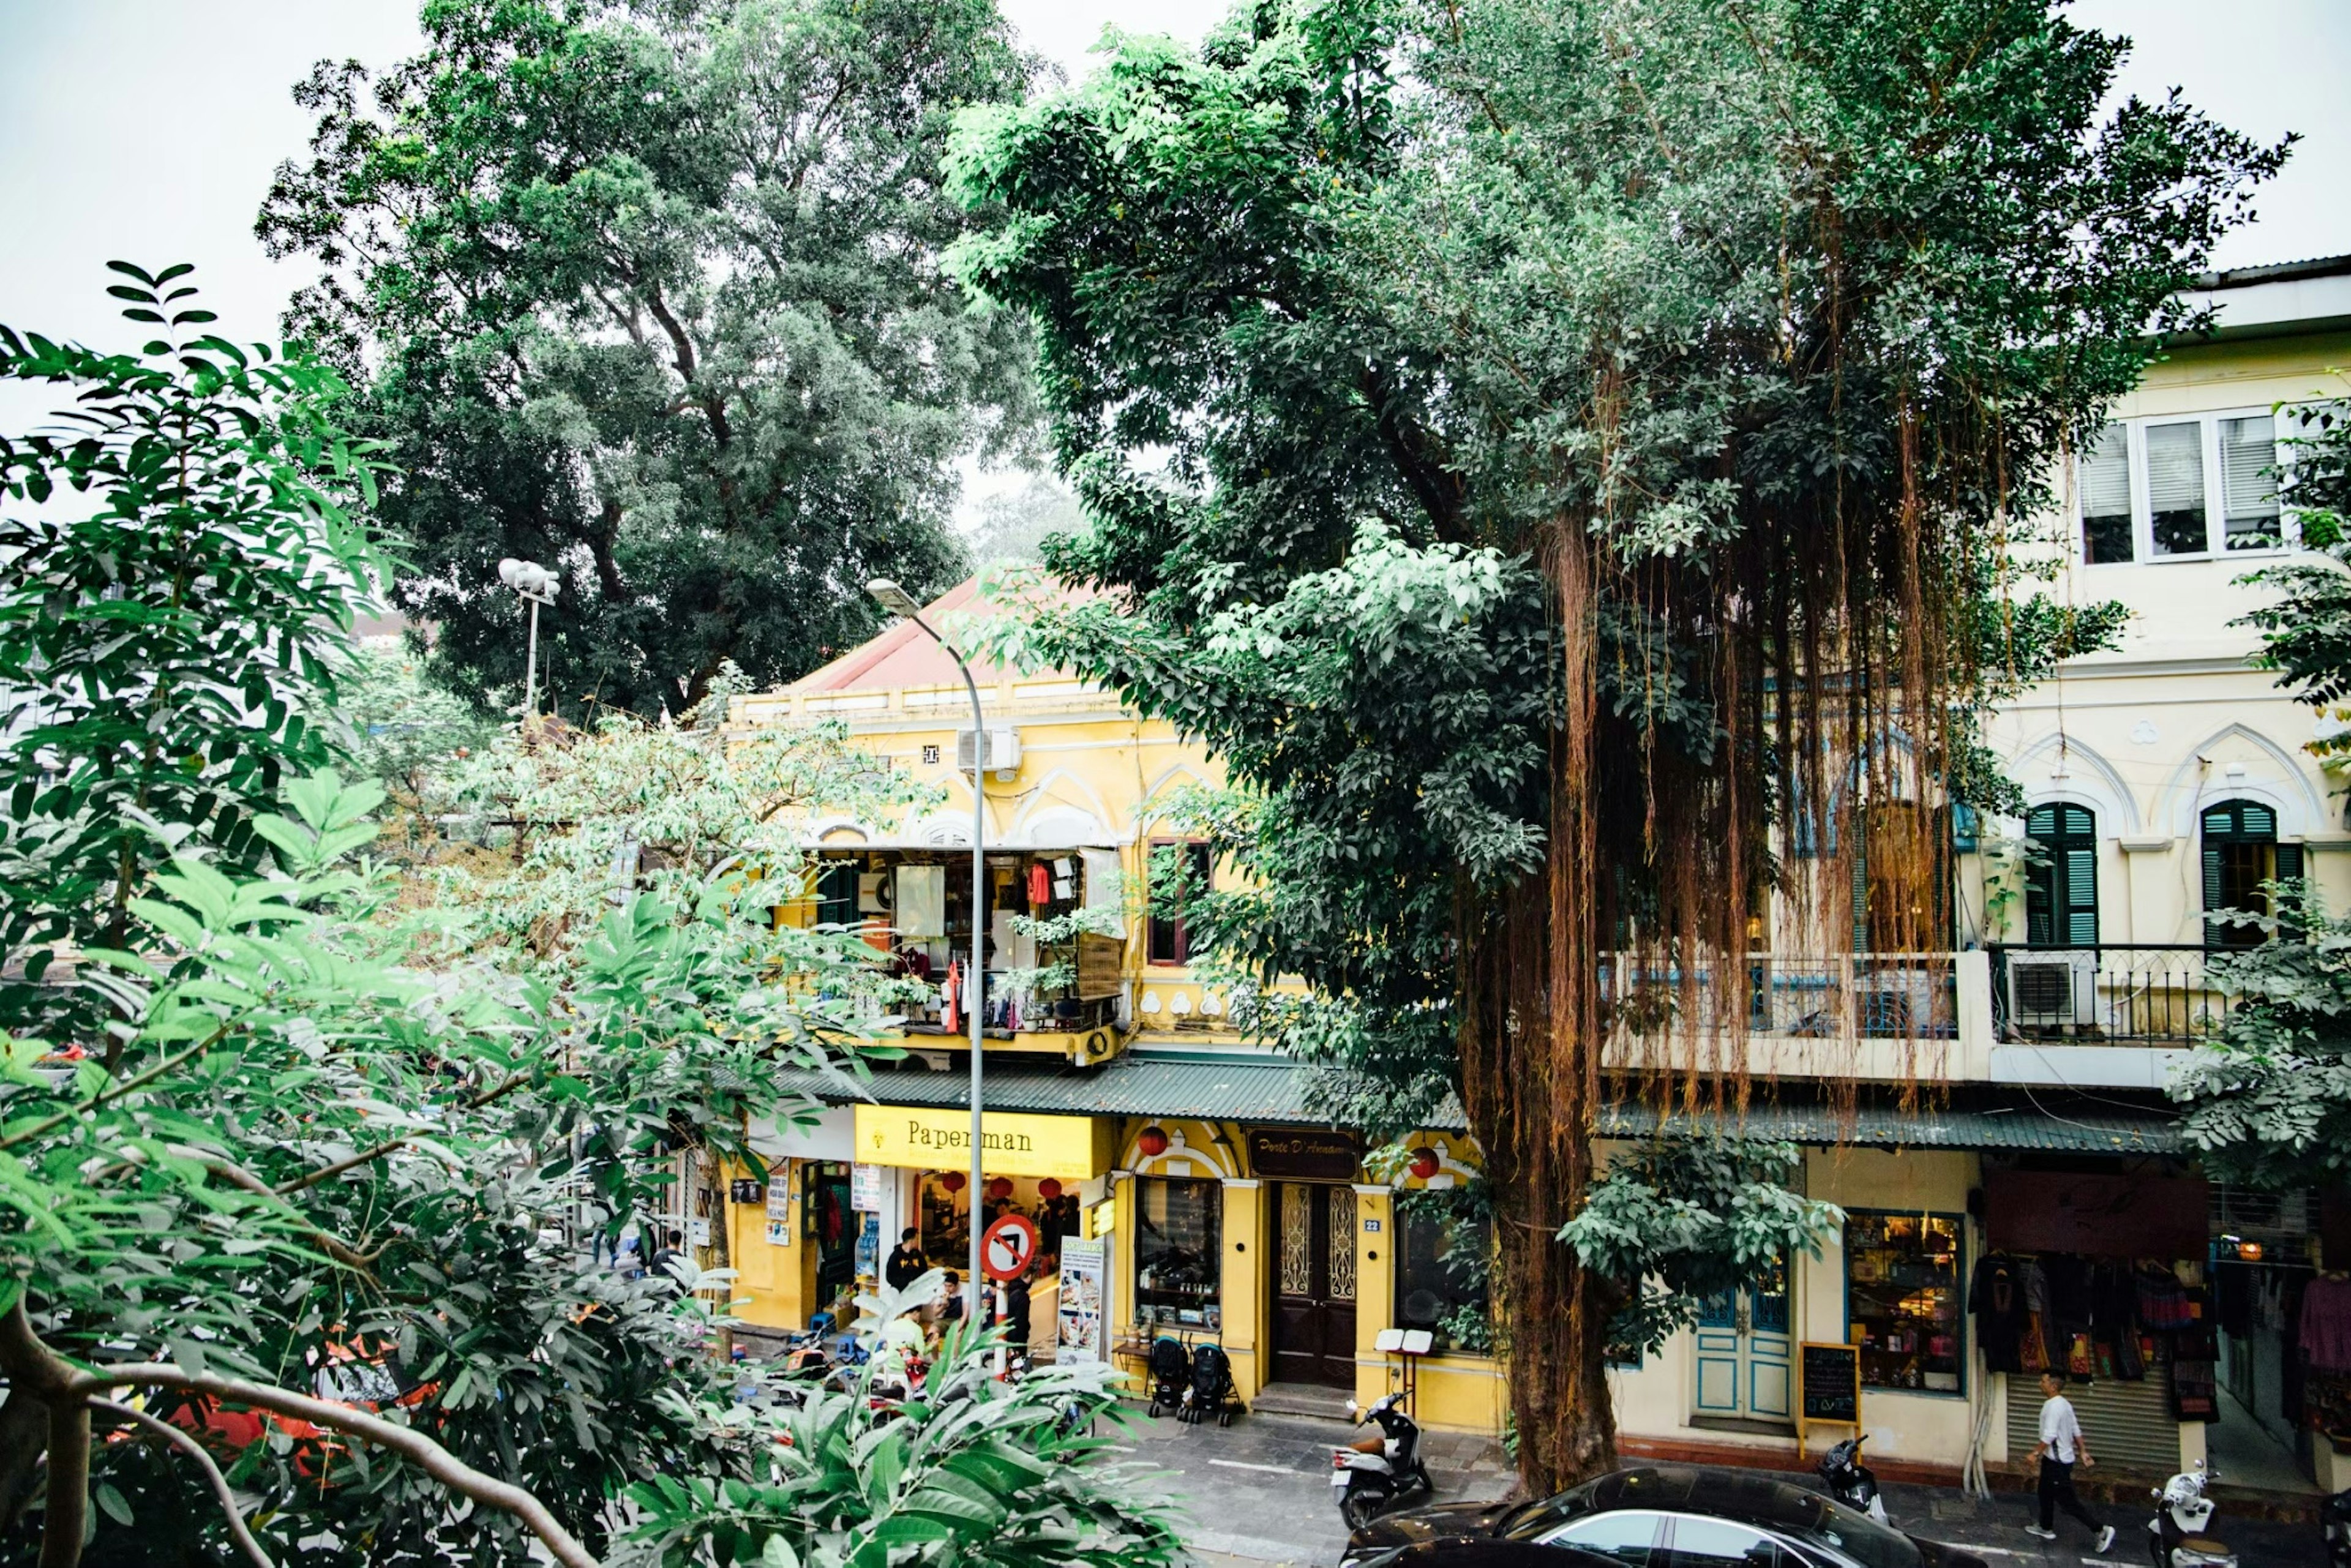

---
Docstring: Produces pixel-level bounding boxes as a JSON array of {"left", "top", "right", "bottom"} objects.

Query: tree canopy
[
  {"left": 951, "top": 0, "right": 2280, "bottom": 1488},
  {"left": 260, "top": 0, "right": 1039, "bottom": 715}
]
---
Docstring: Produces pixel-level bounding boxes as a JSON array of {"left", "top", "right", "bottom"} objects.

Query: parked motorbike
[
  {"left": 2322, "top": 1484, "right": 2350, "bottom": 1568},
  {"left": 2147, "top": 1460, "right": 2237, "bottom": 1568},
  {"left": 1330, "top": 1392, "right": 1432, "bottom": 1531},
  {"left": 1815, "top": 1433, "right": 1889, "bottom": 1524}
]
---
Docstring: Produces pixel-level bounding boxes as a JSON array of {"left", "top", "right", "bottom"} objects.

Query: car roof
[{"left": 1572, "top": 1465, "right": 1848, "bottom": 1536}]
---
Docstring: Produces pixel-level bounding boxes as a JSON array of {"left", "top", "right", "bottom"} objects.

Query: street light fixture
[
  {"left": 498, "top": 558, "right": 560, "bottom": 719},
  {"left": 866, "top": 578, "right": 985, "bottom": 1322}
]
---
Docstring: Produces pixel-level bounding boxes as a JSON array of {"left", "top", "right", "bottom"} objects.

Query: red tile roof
[{"left": 786, "top": 574, "right": 1087, "bottom": 695}]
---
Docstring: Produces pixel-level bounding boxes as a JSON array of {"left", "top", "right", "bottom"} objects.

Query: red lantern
[
  {"left": 1037, "top": 1178, "right": 1062, "bottom": 1200},
  {"left": 1408, "top": 1146, "right": 1442, "bottom": 1180},
  {"left": 1136, "top": 1126, "right": 1170, "bottom": 1158},
  {"left": 986, "top": 1176, "right": 1014, "bottom": 1201},
  {"left": 939, "top": 1171, "right": 967, "bottom": 1193}
]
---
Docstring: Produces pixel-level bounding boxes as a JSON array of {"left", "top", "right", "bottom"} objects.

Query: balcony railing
[
  {"left": 1599, "top": 955, "right": 1959, "bottom": 1041},
  {"left": 1986, "top": 944, "right": 2236, "bottom": 1047}
]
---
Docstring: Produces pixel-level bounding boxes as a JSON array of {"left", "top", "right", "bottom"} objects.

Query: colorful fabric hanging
[
  {"left": 1027, "top": 861, "right": 1052, "bottom": 909},
  {"left": 940, "top": 960, "right": 960, "bottom": 1034}
]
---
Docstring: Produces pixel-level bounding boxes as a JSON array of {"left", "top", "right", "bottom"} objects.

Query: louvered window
[
  {"left": 2079, "top": 424, "right": 2134, "bottom": 564},
  {"left": 2147, "top": 421, "right": 2210, "bottom": 555},
  {"left": 2202, "top": 799, "right": 2299, "bottom": 949},
  {"left": 2024, "top": 804, "right": 2098, "bottom": 948},
  {"left": 2220, "top": 415, "right": 2281, "bottom": 550}
]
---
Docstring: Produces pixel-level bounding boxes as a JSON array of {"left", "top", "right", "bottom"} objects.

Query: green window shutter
[
  {"left": 2063, "top": 846, "right": 2098, "bottom": 945},
  {"left": 2275, "top": 842, "right": 2304, "bottom": 883},
  {"left": 1852, "top": 833, "right": 1870, "bottom": 953},
  {"left": 2203, "top": 842, "right": 2226, "bottom": 948}
]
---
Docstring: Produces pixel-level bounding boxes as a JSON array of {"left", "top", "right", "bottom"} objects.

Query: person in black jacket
[{"left": 885, "top": 1227, "right": 928, "bottom": 1292}]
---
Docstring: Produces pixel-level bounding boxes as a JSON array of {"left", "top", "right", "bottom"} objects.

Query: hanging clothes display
[
  {"left": 1027, "top": 861, "right": 1052, "bottom": 909},
  {"left": 939, "top": 960, "right": 961, "bottom": 1034},
  {"left": 2302, "top": 1275, "right": 2351, "bottom": 1373},
  {"left": 1970, "top": 1253, "right": 2030, "bottom": 1373}
]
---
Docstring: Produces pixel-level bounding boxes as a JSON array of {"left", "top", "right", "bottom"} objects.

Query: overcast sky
[{"left": 2, "top": 0, "right": 2343, "bottom": 509}]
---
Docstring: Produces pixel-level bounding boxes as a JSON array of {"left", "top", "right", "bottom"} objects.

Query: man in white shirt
[{"left": 2028, "top": 1373, "right": 2116, "bottom": 1552}]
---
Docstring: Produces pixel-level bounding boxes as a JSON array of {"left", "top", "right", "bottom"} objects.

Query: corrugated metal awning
[{"left": 776, "top": 1052, "right": 2183, "bottom": 1154}]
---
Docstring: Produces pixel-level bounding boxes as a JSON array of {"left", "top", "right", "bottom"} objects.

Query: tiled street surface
[{"left": 1106, "top": 1404, "right": 2331, "bottom": 1568}]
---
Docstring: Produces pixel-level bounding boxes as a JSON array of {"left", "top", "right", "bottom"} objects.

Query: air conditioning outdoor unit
[
  {"left": 2006, "top": 950, "right": 2096, "bottom": 1030},
  {"left": 956, "top": 726, "right": 1022, "bottom": 779}
]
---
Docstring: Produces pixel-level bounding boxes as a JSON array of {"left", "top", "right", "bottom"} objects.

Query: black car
[{"left": 1340, "top": 1464, "right": 1989, "bottom": 1568}]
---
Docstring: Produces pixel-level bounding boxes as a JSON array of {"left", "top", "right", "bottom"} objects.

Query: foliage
[
  {"left": 1559, "top": 1140, "right": 1843, "bottom": 1357},
  {"left": 1392, "top": 1177, "right": 1494, "bottom": 1356},
  {"left": 0, "top": 282, "right": 1152, "bottom": 1568},
  {"left": 2171, "top": 880, "right": 2351, "bottom": 1188},
  {"left": 948, "top": 0, "right": 2276, "bottom": 1488},
  {"left": 966, "top": 475, "right": 1087, "bottom": 568},
  {"left": 0, "top": 267, "right": 391, "bottom": 1038},
  {"left": 260, "top": 0, "right": 1038, "bottom": 713},
  {"left": 2237, "top": 389, "right": 2351, "bottom": 768},
  {"left": 339, "top": 641, "right": 501, "bottom": 820},
  {"left": 623, "top": 1275, "right": 1181, "bottom": 1568}
]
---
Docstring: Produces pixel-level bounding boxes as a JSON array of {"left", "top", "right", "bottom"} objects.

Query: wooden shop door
[{"left": 1271, "top": 1182, "right": 1359, "bottom": 1387}]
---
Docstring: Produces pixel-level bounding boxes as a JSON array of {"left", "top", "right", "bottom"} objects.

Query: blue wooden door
[{"left": 1693, "top": 1255, "right": 1791, "bottom": 1422}]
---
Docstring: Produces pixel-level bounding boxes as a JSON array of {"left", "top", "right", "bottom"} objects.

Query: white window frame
[{"left": 2075, "top": 405, "right": 2297, "bottom": 566}]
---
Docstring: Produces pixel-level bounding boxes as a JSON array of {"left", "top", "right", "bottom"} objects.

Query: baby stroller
[
  {"left": 1182, "top": 1341, "right": 1240, "bottom": 1427},
  {"left": 1146, "top": 1336, "right": 1189, "bottom": 1417}
]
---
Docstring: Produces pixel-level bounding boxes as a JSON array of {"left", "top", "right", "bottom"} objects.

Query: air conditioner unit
[
  {"left": 956, "top": 726, "right": 1022, "bottom": 778},
  {"left": 2006, "top": 951, "right": 2096, "bottom": 1029}
]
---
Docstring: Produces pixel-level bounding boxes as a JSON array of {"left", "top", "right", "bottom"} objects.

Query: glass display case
[
  {"left": 1134, "top": 1177, "right": 1221, "bottom": 1329},
  {"left": 1845, "top": 1210, "right": 1965, "bottom": 1393}
]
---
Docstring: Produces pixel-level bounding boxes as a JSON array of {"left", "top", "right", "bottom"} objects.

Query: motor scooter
[
  {"left": 1330, "top": 1392, "right": 1431, "bottom": 1531},
  {"left": 1815, "top": 1433, "right": 1888, "bottom": 1523},
  {"left": 2147, "top": 1460, "right": 2237, "bottom": 1567},
  {"left": 2325, "top": 1485, "right": 2351, "bottom": 1568}
]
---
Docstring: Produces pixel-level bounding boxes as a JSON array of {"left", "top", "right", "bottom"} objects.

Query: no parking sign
[{"left": 981, "top": 1214, "right": 1039, "bottom": 1281}]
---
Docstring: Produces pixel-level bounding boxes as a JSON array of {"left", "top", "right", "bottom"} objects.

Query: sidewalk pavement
[{"left": 1110, "top": 1404, "right": 2328, "bottom": 1567}]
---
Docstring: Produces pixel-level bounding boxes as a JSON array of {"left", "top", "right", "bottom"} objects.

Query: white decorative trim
[
  {"left": 2158, "top": 723, "right": 2328, "bottom": 837},
  {"left": 1351, "top": 1183, "right": 1392, "bottom": 1197},
  {"left": 2119, "top": 836, "right": 2176, "bottom": 854},
  {"left": 2010, "top": 733, "right": 2142, "bottom": 833},
  {"left": 1221, "top": 1178, "right": 1262, "bottom": 1190}
]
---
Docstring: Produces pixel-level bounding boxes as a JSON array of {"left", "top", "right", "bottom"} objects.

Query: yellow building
[{"left": 719, "top": 255, "right": 2351, "bottom": 1498}]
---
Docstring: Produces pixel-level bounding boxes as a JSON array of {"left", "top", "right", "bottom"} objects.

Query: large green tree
[
  {"left": 952, "top": 0, "right": 2278, "bottom": 1489},
  {"left": 260, "top": 0, "right": 1038, "bottom": 714}
]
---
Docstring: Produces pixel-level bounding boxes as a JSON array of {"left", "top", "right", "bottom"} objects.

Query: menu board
[
  {"left": 1801, "top": 1341, "right": 1861, "bottom": 1432},
  {"left": 1057, "top": 1238, "right": 1107, "bottom": 1364}
]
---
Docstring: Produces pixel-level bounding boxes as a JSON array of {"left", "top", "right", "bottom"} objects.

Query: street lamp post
[
  {"left": 497, "top": 558, "right": 561, "bottom": 719},
  {"left": 866, "top": 579, "right": 985, "bottom": 1324}
]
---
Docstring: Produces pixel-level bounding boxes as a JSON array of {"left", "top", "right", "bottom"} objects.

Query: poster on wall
[
  {"left": 850, "top": 1162, "right": 888, "bottom": 1213},
  {"left": 765, "top": 1180, "right": 793, "bottom": 1247},
  {"left": 1057, "top": 1238, "right": 1107, "bottom": 1365}
]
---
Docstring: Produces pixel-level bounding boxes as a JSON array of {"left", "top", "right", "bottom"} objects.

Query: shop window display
[
  {"left": 1396, "top": 1206, "right": 1490, "bottom": 1354},
  {"left": 1845, "top": 1210, "right": 1965, "bottom": 1394},
  {"left": 915, "top": 1171, "right": 1085, "bottom": 1277},
  {"left": 1135, "top": 1177, "right": 1221, "bottom": 1329}
]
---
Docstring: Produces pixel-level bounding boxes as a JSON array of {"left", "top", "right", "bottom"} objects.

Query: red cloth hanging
[
  {"left": 940, "top": 960, "right": 960, "bottom": 1033},
  {"left": 1027, "top": 861, "right": 1051, "bottom": 908}
]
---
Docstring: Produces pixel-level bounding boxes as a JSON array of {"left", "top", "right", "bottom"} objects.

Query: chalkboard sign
[{"left": 1799, "top": 1341, "right": 1861, "bottom": 1436}]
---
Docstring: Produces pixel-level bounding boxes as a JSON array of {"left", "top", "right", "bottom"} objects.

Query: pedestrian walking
[{"left": 2027, "top": 1372, "right": 2115, "bottom": 1553}]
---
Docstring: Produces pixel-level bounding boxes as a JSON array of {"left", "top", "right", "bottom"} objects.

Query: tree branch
[
  {"left": 0, "top": 1306, "right": 86, "bottom": 1568},
  {"left": 78, "top": 1364, "right": 596, "bottom": 1568},
  {"left": 189, "top": 1156, "right": 384, "bottom": 1274},
  {"left": 86, "top": 1398, "right": 272, "bottom": 1568},
  {"left": 272, "top": 1068, "right": 532, "bottom": 1196},
  {"left": 0, "top": 1030, "right": 228, "bottom": 1153}
]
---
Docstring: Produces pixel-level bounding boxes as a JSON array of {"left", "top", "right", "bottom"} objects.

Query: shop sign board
[
  {"left": 1247, "top": 1128, "right": 1362, "bottom": 1181},
  {"left": 1797, "top": 1341, "right": 1861, "bottom": 1441},
  {"left": 764, "top": 1181, "right": 793, "bottom": 1247},
  {"left": 850, "top": 1162, "right": 888, "bottom": 1213},
  {"left": 853, "top": 1103, "right": 1109, "bottom": 1181},
  {"left": 982, "top": 1214, "right": 1041, "bottom": 1281},
  {"left": 1984, "top": 1171, "right": 2208, "bottom": 1259},
  {"left": 1057, "top": 1238, "right": 1107, "bottom": 1364}
]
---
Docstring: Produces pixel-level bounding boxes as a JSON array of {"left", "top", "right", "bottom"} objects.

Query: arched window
[
  {"left": 2202, "top": 799, "right": 2301, "bottom": 950},
  {"left": 2025, "top": 804, "right": 2098, "bottom": 948}
]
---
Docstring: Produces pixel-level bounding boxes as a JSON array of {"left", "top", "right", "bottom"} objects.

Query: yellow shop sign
[{"left": 853, "top": 1104, "right": 1110, "bottom": 1182}]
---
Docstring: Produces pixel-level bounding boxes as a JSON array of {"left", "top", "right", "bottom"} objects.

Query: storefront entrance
[
  {"left": 1272, "top": 1182, "right": 1359, "bottom": 1387},
  {"left": 1693, "top": 1255, "right": 1792, "bottom": 1424}
]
